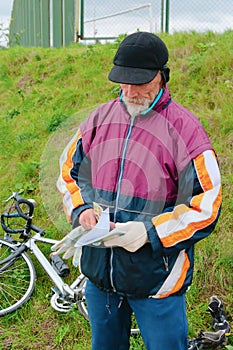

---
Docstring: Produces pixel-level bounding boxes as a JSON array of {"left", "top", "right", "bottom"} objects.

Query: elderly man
[{"left": 55, "top": 32, "right": 221, "bottom": 350}]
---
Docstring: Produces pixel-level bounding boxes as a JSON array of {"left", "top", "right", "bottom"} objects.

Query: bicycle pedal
[
  {"left": 188, "top": 330, "right": 227, "bottom": 350},
  {"left": 50, "top": 254, "right": 70, "bottom": 277},
  {"left": 208, "top": 295, "right": 231, "bottom": 335}
]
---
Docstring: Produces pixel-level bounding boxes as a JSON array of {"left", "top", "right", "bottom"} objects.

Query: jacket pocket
[{"left": 112, "top": 244, "right": 169, "bottom": 298}]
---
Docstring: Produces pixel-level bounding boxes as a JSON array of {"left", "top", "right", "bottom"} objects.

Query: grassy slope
[{"left": 0, "top": 31, "right": 232, "bottom": 349}]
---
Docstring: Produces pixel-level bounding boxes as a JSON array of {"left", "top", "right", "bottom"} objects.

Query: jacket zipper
[{"left": 110, "top": 117, "right": 135, "bottom": 291}]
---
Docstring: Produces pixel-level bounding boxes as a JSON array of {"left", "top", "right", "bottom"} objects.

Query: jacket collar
[{"left": 152, "top": 85, "right": 171, "bottom": 113}]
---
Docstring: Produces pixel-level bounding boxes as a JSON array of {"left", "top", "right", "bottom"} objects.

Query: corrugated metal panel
[
  {"left": 9, "top": 0, "right": 76, "bottom": 47},
  {"left": 40, "top": 0, "right": 50, "bottom": 47},
  {"left": 34, "top": 0, "right": 40, "bottom": 46},
  {"left": 22, "top": 0, "right": 28, "bottom": 46},
  {"left": 63, "top": 0, "right": 75, "bottom": 46},
  {"left": 52, "top": 0, "right": 63, "bottom": 47}
]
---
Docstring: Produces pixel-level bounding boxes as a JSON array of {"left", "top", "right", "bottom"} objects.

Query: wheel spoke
[{"left": 0, "top": 239, "right": 35, "bottom": 315}]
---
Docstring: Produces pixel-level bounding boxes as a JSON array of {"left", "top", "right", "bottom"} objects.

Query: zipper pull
[
  {"left": 106, "top": 293, "right": 111, "bottom": 314},
  {"left": 118, "top": 296, "right": 124, "bottom": 309},
  {"left": 106, "top": 303, "right": 111, "bottom": 314},
  {"left": 163, "top": 256, "right": 169, "bottom": 271}
]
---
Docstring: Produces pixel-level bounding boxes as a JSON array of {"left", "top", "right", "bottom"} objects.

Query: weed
[
  {"left": 47, "top": 113, "right": 68, "bottom": 132},
  {"left": 6, "top": 108, "right": 20, "bottom": 119},
  {"left": 55, "top": 324, "right": 71, "bottom": 345}
]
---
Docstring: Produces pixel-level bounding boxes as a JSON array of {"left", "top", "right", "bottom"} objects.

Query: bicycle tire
[{"left": 0, "top": 239, "right": 36, "bottom": 316}]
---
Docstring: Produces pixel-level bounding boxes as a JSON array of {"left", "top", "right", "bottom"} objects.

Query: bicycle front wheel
[{"left": 0, "top": 239, "right": 36, "bottom": 316}]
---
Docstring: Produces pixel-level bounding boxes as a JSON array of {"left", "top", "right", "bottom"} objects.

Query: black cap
[{"left": 108, "top": 32, "right": 169, "bottom": 85}]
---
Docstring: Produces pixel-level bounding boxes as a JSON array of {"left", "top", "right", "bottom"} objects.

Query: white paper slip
[
  {"left": 74, "top": 208, "right": 126, "bottom": 247},
  {"left": 74, "top": 208, "right": 109, "bottom": 247}
]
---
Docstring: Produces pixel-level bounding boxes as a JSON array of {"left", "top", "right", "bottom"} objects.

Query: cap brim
[{"left": 108, "top": 65, "right": 159, "bottom": 85}]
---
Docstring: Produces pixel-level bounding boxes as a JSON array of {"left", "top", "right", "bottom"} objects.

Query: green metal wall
[{"left": 9, "top": 0, "right": 75, "bottom": 47}]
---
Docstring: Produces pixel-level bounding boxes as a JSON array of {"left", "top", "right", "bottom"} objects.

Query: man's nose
[{"left": 125, "top": 84, "right": 140, "bottom": 98}]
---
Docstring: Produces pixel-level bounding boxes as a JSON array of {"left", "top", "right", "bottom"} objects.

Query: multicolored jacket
[{"left": 57, "top": 86, "right": 222, "bottom": 299}]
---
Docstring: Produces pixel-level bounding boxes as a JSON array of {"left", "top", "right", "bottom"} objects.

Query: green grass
[{"left": 0, "top": 30, "right": 232, "bottom": 349}]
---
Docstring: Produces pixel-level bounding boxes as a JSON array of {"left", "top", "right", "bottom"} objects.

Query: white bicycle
[
  {"left": 0, "top": 192, "right": 139, "bottom": 334},
  {"left": 0, "top": 192, "right": 88, "bottom": 318}
]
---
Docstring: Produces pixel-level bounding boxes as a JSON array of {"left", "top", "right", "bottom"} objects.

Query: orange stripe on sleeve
[
  {"left": 194, "top": 151, "right": 215, "bottom": 191},
  {"left": 160, "top": 186, "right": 222, "bottom": 247},
  {"left": 58, "top": 129, "right": 85, "bottom": 221},
  {"left": 152, "top": 204, "right": 191, "bottom": 227},
  {"left": 152, "top": 151, "right": 222, "bottom": 248},
  {"left": 61, "top": 130, "right": 82, "bottom": 184}
]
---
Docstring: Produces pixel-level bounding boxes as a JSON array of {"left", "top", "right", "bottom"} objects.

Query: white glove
[
  {"left": 103, "top": 221, "right": 147, "bottom": 252},
  {"left": 51, "top": 226, "right": 86, "bottom": 266}
]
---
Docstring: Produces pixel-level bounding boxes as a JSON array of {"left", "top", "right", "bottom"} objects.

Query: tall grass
[{"left": 0, "top": 30, "right": 232, "bottom": 349}]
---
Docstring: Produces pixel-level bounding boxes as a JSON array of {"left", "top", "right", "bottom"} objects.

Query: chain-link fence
[
  {"left": 169, "top": 0, "right": 233, "bottom": 33},
  {"left": 4, "top": 0, "right": 233, "bottom": 48},
  {"left": 81, "top": 0, "right": 233, "bottom": 42}
]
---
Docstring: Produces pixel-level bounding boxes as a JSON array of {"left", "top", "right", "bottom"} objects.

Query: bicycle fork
[{"left": 0, "top": 241, "right": 27, "bottom": 272}]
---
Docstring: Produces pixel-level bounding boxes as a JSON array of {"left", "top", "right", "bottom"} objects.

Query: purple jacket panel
[{"left": 80, "top": 87, "right": 212, "bottom": 204}]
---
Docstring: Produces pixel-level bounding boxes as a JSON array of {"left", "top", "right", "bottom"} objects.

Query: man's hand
[
  {"left": 79, "top": 208, "right": 97, "bottom": 230},
  {"left": 79, "top": 208, "right": 115, "bottom": 230}
]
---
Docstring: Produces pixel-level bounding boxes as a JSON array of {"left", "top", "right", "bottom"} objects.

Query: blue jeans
[{"left": 85, "top": 280, "right": 188, "bottom": 350}]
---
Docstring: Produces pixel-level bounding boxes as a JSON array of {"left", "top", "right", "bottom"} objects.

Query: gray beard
[{"left": 122, "top": 96, "right": 152, "bottom": 118}]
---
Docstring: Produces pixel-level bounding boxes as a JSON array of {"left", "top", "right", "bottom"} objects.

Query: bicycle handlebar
[
  {"left": 13, "top": 192, "right": 35, "bottom": 220},
  {"left": 1, "top": 192, "right": 36, "bottom": 235},
  {"left": 1, "top": 213, "right": 24, "bottom": 234}
]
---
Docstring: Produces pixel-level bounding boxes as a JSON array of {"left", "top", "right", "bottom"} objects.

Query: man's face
[{"left": 120, "top": 73, "right": 163, "bottom": 117}]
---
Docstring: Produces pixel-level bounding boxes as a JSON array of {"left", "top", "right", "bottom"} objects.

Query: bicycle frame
[
  {"left": 25, "top": 232, "right": 82, "bottom": 298},
  {"left": 1, "top": 230, "right": 86, "bottom": 299}
]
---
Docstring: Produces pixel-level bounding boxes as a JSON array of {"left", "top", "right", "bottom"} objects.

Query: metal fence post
[
  {"left": 79, "top": 0, "right": 84, "bottom": 39},
  {"left": 161, "top": 0, "right": 170, "bottom": 33},
  {"left": 75, "top": 0, "right": 80, "bottom": 41},
  {"left": 165, "top": 0, "right": 170, "bottom": 33}
]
